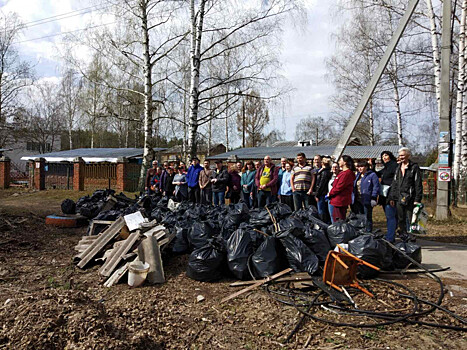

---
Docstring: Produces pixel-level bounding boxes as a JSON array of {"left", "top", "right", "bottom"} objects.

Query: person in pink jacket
[{"left": 328, "top": 155, "right": 356, "bottom": 222}]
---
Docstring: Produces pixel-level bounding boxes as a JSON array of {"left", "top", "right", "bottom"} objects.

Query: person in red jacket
[{"left": 328, "top": 155, "right": 356, "bottom": 222}]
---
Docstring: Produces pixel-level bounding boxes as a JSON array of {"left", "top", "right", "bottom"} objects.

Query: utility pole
[{"left": 436, "top": 0, "right": 452, "bottom": 219}]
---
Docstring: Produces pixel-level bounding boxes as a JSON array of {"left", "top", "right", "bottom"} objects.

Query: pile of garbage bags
[{"left": 62, "top": 191, "right": 423, "bottom": 282}]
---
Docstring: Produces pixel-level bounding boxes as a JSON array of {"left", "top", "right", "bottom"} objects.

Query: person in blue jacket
[
  {"left": 240, "top": 161, "right": 256, "bottom": 208},
  {"left": 186, "top": 157, "right": 203, "bottom": 203},
  {"left": 356, "top": 160, "right": 381, "bottom": 232}
]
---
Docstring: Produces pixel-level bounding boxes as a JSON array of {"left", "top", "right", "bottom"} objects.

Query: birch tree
[
  {"left": 60, "top": 69, "right": 83, "bottom": 150},
  {"left": 186, "top": 0, "right": 303, "bottom": 158},
  {"left": 65, "top": 0, "right": 187, "bottom": 188},
  {"left": 454, "top": 0, "right": 467, "bottom": 185}
]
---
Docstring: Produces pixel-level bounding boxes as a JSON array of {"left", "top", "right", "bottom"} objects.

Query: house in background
[
  {"left": 2, "top": 135, "right": 62, "bottom": 178},
  {"left": 161, "top": 143, "right": 227, "bottom": 163}
]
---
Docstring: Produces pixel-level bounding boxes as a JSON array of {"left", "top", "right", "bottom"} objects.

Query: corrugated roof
[
  {"left": 207, "top": 145, "right": 401, "bottom": 161},
  {"left": 20, "top": 147, "right": 167, "bottom": 163}
]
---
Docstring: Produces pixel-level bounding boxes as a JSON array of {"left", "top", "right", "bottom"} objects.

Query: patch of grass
[{"left": 363, "top": 331, "right": 378, "bottom": 340}]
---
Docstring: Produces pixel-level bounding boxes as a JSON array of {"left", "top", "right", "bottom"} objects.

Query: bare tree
[
  {"left": 19, "top": 82, "right": 63, "bottom": 152},
  {"left": 60, "top": 69, "right": 83, "bottom": 150},
  {"left": 0, "top": 12, "right": 34, "bottom": 146},
  {"left": 236, "top": 92, "right": 269, "bottom": 147},
  {"left": 294, "top": 116, "right": 337, "bottom": 145},
  {"left": 186, "top": 0, "right": 303, "bottom": 158}
]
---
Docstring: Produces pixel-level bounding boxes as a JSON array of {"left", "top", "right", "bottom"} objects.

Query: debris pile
[{"left": 65, "top": 190, "right": 424, "bottom": 289}]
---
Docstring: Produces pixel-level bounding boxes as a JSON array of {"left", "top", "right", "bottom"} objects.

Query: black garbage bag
[
  {"left": 61, "top": 199, "right": 76, "bottom": 214},
  {"left": 302, "top": 227, "right": 331, "bottom": 264},
  {"left": 79, "top": 201, "right": 103, "bottom": 218},
  {"left": 251, "top": 236, "right": 283, "bottom": 278},
  {"left": 266, "top": 202, "right": 292, "bottom": 219},
  {"left": 249, "top": 208, "right": 272, "bottom": 226},
  {"left": 156, "top": 196, "right": 169, "bottom": 208},
  {"left": 93, "top": 209, "right": 122, "bottom": 221},
  {"left": 293, "top": 206, "right": 320, "bottom": 222},
  {"left": 161, "top": 211, "right": 178, "bottom": 227},
  {"left": 278, "top": 217, "right": 305, "bottom": 238},
  {"left": 76, "top": 195, "right": 91, "bottom": 211},
  {"left": 188, "top": 221, "right": 215, "bottom": 249},
  {"left": 276, "top": 231, "right": 319, "bottom": 275},
  {"left": 347, "top": 213, "right": 367, "bottom": 232},
  {"left": 150, "top": 207, "right": 168, "bottom": 222},
  {"left": 348, "top": 235, "right": 392, "bottom": 278},
  {"left": 186, "top": 237, "right": 226, "bottom": 282},
  {"left": 326, "top": 221, "right": 359, "bottom": 248},
  {"left": 172, "top": 226, "right": 190, "bottom": 254},
  {"left": 227, "top": 227, "right": 260, "bottom": 280},
  {"left": 393, "top": 241, "right": 422, "bottom": 269},
  {"left": 228, "top": 202, "right": 250, "bottom": 222}
]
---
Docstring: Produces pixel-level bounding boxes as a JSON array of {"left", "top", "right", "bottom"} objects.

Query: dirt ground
[{"left": 0, "top": 189, "right": 466, "bottom": 349}]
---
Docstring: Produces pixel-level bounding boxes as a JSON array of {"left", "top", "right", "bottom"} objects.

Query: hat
[
  {"left": 190, "top": 156, "right": 200, "bottom": 162},
  {"left": 214, "top": 159, "right": 223, "bottom": 163}
]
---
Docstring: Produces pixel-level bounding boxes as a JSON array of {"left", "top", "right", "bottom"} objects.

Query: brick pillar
[
  {"left": 116, "top": 157, "right": 128, "bottom": 192},
  {"left": 33, "top": 157, "right": 45, "bottom": 190},
  {"left": 73, "top": 157, "right": 85, "bottom": 191},
  {"left": 0, "top": 156, "right": 11, "bottom": 189}
]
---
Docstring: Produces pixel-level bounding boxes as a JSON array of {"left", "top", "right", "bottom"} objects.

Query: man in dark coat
[{"left": 388, "top": 147, "right": 423, "bottom": 240}]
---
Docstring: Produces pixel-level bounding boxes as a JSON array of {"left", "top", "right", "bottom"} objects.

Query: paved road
[{"left": 418, "top": 239, "right": 467, "bottom": 280}]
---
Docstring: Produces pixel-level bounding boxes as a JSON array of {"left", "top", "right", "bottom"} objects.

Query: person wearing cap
[
  {"left": 145, "top": 160, "right": 158, "bottom": 194},
  {"left": 186, "top": 156, "right": 203, "bottom": 203},
  {"left": 210, "top": 159, "right": 229, "bottom": 205}
]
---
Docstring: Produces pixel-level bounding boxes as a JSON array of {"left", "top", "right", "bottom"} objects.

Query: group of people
[{"left": 145, "top": 147, "right": 423, "bottom": 242}]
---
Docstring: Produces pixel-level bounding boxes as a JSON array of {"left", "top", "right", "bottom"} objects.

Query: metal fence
[
  {"left": 45, "top": 163, "right": 73, "bottom": 190},
  {"left": 84, "top": 163, "right": 117, "bottom": 180},
  {"left": 126, "top": 163, "right": 142, "bottom": 192}
]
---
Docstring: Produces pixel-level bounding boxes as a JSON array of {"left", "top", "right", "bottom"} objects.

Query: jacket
[
  {"left": 173, "top": 173, "right": 188, "bottom": 198},
  {"left": 377, "top": 160, "right": 398, "bottom": 186},
  {"left": 229, "top": 170, "right": 241, "bottom": 193},
  {"left": 359, "top": 170, "right": 381, "bottom": 206},
  {"left": 199, "top": 168, "right": 212, "bottom": 190},
  {"left": 388, "top": 160, "right": 423, "bottom": 205},
  {"left": 240, "top": 170, "right": 256, "bottom": 193},
  {"left": 255, "top": 164, "right": 279, "bottom": 195},
  {"left": 186, "top": 164, "right": 203, "bottom": 188},
  {"left": 210, "top": 166, "right": 229, "bottom": 193},
  {"left": 145, "top": 167, "right": 157, "bottom": 188},
  {"left": 164, "top": 173, "right": 175, "bottom": 195},
  {"left": 314, "top": 167, "right": 332, "bottom": 198},
  {"left": 329, "top": 169, "right": 356, "bottom": 207}
]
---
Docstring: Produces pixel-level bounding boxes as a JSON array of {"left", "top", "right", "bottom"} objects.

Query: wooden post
[{"left": 33, "top": 157, "right": 45, "bottom": 191}]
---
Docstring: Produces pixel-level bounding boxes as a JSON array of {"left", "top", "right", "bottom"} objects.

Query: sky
[{"left": 1, "top": 0, "right": 336, "bottom": 142}]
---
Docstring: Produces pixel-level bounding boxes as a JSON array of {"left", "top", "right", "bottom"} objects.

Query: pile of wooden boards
[{"left": 73, "top": 212, "right": 175, "bottom": 287}]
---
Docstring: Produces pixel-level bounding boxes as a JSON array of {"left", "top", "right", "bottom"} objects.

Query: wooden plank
[
  {"left": 229, "top": 272, "right": 311, "bottom": 287},
  {"left": 99, "top": 231, "right": 142, "bottom": 277},
  {"left": 221, "top": 268, "right": 292, "bottom": 304},
  {"left": 75, "top": 217, "right": 125, "bottom": 268}
]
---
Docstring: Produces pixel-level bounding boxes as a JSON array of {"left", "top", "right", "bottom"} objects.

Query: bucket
[{"left": 128, "top": 261, "right": 150, "bottom": 287}]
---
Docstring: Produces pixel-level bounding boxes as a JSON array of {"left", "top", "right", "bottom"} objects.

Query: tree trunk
[
  {"left": 454, "top": 0, "right": 467, "bottom": 189},
  {"left": 188, "top": 0, "right": 206, "bottom": 159},
  {"left": 138, "top": 1, "right": 154, "bottom": 190},
  {"left": 425, "top": 0, "right": 442, "bottom": 114},
  {"left": 68, "top": 119, "right": 73, "bottom": 150}
]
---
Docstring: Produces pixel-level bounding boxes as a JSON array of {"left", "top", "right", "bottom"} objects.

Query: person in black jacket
[
  {"left": 163, "top": 166, "right": 176, "bottom": 198},
  {"left": 388, "top": 148, "right": 423, "bottom": 240},
  {"left": 314, "top": 158, "right": 332, "bottom": 223},
  {"left": 210, "top": 160, "right": 229, "bottom": 206},
  {"left": 375, "top": 151, "right": 398, "bottom": 242}
]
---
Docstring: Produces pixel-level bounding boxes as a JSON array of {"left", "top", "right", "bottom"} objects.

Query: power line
[
  {"left": 13, "top": 22, "right": 116, "bottom": 44},
  {"left": 20, "top": 5, "right": 112, "bottom": 31}
]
